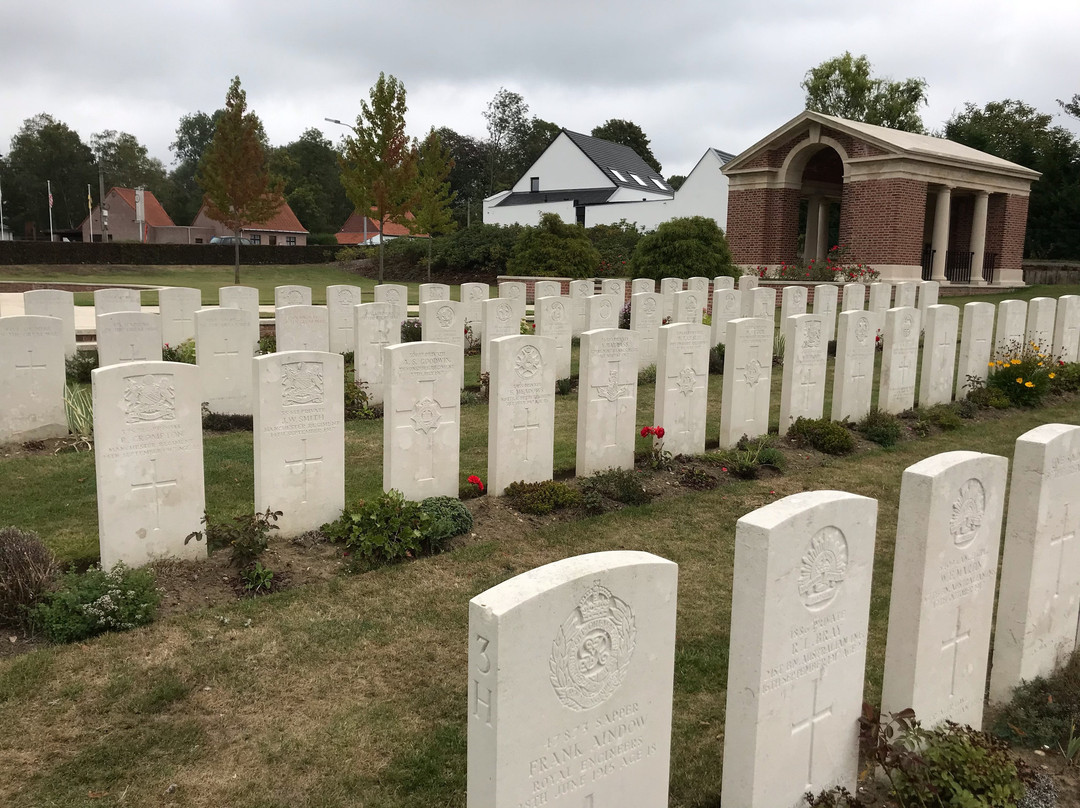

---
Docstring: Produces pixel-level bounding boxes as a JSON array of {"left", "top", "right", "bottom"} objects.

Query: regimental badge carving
[
  {"left": 515, "top": 345, "right": 543, "bottom": 379},
  {"left": 950, "top": 478, "right": 986, "bottom": 548},
  {"left": 599, "top": 299, "right": 612, "bottom": 320},
  {"left": 470, "top": 288, "right": 484, "bottom": 301},
  {"left": 385, "top": 289, "right": 400, "bottom": 304},
  {"left": 281, "top": 362, "right": 325, "bottom": 406},
  {"left": 496, "top": 302, "right": 512, "bottom": 323},
  {"left": 687, "top": 294, "right": 697, "bottom": 311},
  {"left": 722, "top": 294, "right": 736, "bottom": 312},
  {"left": 550, "top": 301, "right": 566, "bottom": 322},
  {"left": 410, "top": 397, "right": 442, "bottom": 434},
  {"left": 549, "top": 584, "right": 636, "bottom": 711},
  {"left": 744, "top": 358, "right": 763, "bottom": 387},
  {"left": 803, "top": 321, "right": 822, "bottom": 349},
  {"left": 337, "top": 289, "right": 354, "bottom": 305},
  {"left": 902, "top": 314, "right": 914, "bottom": 339},
  {"left": 123, "top": 374, "right": 176, "bottom": 423},
  {"left": 595, "top": 370, "right": 629, "bottom": 402},
  {"left": 856, "top": 316, "right": 871, "bottom": 344},
  {"left": 285, "top": 289, "right": 303, "bottom": 305},
  {"left": 644, "top": 298, "right": 657, "bottom": 315},
  {"left": 677, "top": 367, "right": 697, "bottom": 396},
  {"left": 793, "top": 288, "right": 805, "bottom": 305},
  {"left": 505, "top": 285, "right": 522, "bottom": 298},
  {"left": 798, "top": 526, "right": 849, "bottom": 610},
  {"left": 436, "top": 305, "right": 455, "bottom": 329}
]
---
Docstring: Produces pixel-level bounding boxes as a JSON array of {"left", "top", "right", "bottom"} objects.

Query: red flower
[
  {"left": 655, "top": 426, "right": 665, "bottom": 439},
  {"left": 640, "top": 426, "right": 649, "bottom": 437},
  {"left": 467, "top": 475, "right": 484, "bottom": 492}
]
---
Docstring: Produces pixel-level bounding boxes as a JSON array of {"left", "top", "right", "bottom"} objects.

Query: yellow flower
[
  {"left": 1016, "top": 377, "right": 1024, "bottom": 383},
  {"left": 988, "top": 361, "right": 995, "bottom": 368},
  {"left": 1050, "top": 373, "right": 1056, "bottom": 379},
  {"left": 1038, "top": 362, "right": 1044, "bottom": 367},
  {"left": 1011, "top": 359, "right": 1021, "bottom": 365},
  {"left": 1025, "top": 381, "right": 1034, "bottom": 388}
]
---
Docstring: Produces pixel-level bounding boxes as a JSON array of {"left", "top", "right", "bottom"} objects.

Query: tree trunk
[
  {"left": 378, "top": 238, "right": 385, "bottom": 284},
  {"left": 427, "top": 237, "right": 432, "bottom": 282},
  {"left": 233, "top": 227, "right": 241, "bottom": 285}
]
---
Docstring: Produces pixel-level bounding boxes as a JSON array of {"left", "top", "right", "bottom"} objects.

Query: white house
[{"left": 483, "top": 129, "right": 733, "bottom": 231}]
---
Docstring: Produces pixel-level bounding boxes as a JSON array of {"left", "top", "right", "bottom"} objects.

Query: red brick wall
[
  {"left": 727, "top": 187, "right": 800, "bottom": 265},
  {"left": 996, "top": 194, "right": 1029, "bottom": 271},
  {"left": 949, "top": 196, "right": 974, "bottom": 252},
  {"left": 821, "top": 127, "right": 890, "bottom": 160},
  {"left": 741, "top": 133, "right": 810, "bottom": 171},
  {"left": 839, "top": 178, "right": 927, "bottom": 265}
]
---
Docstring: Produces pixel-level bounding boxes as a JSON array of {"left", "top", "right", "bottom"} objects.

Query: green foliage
[
  {"left": 64, "top": 382, "right": 94, "bottom": 440},
  {"left": 503, "top": 480, "right": 582, "bottom": 515},
  {"left": 707, "top": 435, "right": 785, "bottom": 479},
  {"left": 322, "top": 490, "right": 430, "bottom": 565},
  {"left": 162, "top": 338, "right": 196, "bottom": 364},
  {"left": 31, "top": 563, "right": 161, "bottom": 644},
  {"left": 239, "top": 562, "right": 274, "bottom": 594},
  {"left": 966, "top": 383, "right": 1012, "bottom": 409},
  {"left": 857, "top": 408, "right": 903, "bottom": 447},
  {"left": 709, "top": 343, "right": 725, "bottom": 374},
  {"left": 0, "top": 526, "right": 57, "bottom": 627},
  {"left": 787, "top": 417, "right": 856, "bottom": 455},
  {"left": 267, "top": 128, "right": 352, "bottom": 236},
  {"left": 483, "top": 87, "right": 532, "bottom": 193},
  {"left": 91, "top": 129, "right": 167, "bottom": 197},
  {"left": 418, "top": 496, "right": 473, "bottom": 551},
  {"left": 802, "top": 51, "right": 928, "bottom": 133},
  {"left": 412, "top": 128, "right": 458, "bottom": 279},
  {"left": 986, "top": 339, "right": 1058, "bottom": 407},
  {"left": 65, "top": 350, "right": 98, "bottom": 384},
  {"left": 555, "top": 377, "right": 573, "bottom": 395},
  {"left": 257, "top": 334, "right": 276, "bottom": 355},
  {"left": 678, "top": 467, "right": 718, "bottom": 490},
  {"left": 629, "top": 216, "right": 736, "bottom": 281},
  {"left": 1051, "top": 360, "right": 1080, "bottom": 393},
  {"left": 590, "top": 119, "right": 662, "bottom": 174},
  {"left": 344, "top": 374, "right": 377, "bottom": 421},
  {"left": 758, "top": 245, "right": 879, "bottom": 284},
  {"left": 191, "top": 508, "right": 279, "bottom": 570},
  {"left": 580, "top": 468, "right": 651, "bottom": 507},
  {"left": 803, "top": 786, "right": 864, "bottom": 807},
  {"left": 588, "top": 221, "right": 642, "bottom": 276},
  {"left": 993, "top": 649, "right": 1080, "bottom": 750},
  {"left": 201, "top": 408, "right": 254, "bottom": 431},
  {"left": 638, "top": 363, "right": 657, "bottom": 385},
  {"left": 400, "top": 318, "right": 422, "bottom": 342},
  {"left": 434, "top": 223, "right": 522, "bottom": 273},
  {"left": 505, "top": 213, "right": 601, "bottom": 278},
  {"left": 773, "top": 330, "right": 786, "bottom": 366}
]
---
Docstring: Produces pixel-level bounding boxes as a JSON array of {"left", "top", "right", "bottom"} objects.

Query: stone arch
[{"left": 780, "top": 139, "right": 849, "bottom": 263}]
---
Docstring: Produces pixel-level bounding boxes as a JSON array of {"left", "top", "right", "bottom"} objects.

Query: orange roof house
[
  {"left": 335, "top": 209, "right": 427, "bottom": 245},
  {"left": 81, "top": 187, "right": 176, "bottom": 243},
  {"left": 192, "top": 198, "right": 309, "bottom": 246}
]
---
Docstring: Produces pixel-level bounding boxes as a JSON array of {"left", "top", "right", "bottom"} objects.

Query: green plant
[
  {"left": 65, "top": 350, "right": 98, "bottom": 384},
  {"left": 629, "top": 216, "right": 736, "bottom": 280},
  {"left": 918, "top": 404, "right": 963, "bottom": 432},
  {"left": 401, "top": 318, "right": 422, "bottom": 342},
  {"left": 201, "top": 407, "right": 254, "bottom": 431},
  {"left": 520, "top": 318, "right": 534, "bottom": 335},
  {"left": 986, "top": 338, "right": 1059, "bottom": 407},
  {"left": 506, "top": 212, "right": 601, "bottom": 278},
  {"left": 555, "top": 377, "right": 573, "bottom": 395},
  {"left": 787, "top": 417, "right": 856, "bottom": 455},
  {"left": 190, "top": 508, "right": 280, "bottom": 570},
  {"left": 240, "top": 562, "right": 275, "bottom": 594},
  {"left": 257, "top": 334, "right": 277, "bottom": 355},
  {"left": 0, "top": 526, "right": 57, "bottom": 627},
  {"left": 772, "top": 331, "right": 786, "bottom": 366},
  {"left": 503, "top": 480, "right": 582, "bottom": 515},
  {"left": 953, "top": 397, "right": 978, "bottom": 419},
  {"left": 344, "top": 373, "right": 377, "bottom": 421},
  {"left": 967, "top": 383, "right": 1011, "bottom": 409},
  {"left": 31, "top": 563, "right": 161, "bottom": 643},
  {"left": 640, "top": 425, "right": 674, "bottom": 469},
  {"left": 993, "top": 648, "right": 1080, "bottom": 750},
  {"left": 587, "top": 220, "right": 642, "bottom": 276},
  {"left": 1050, "top": 360, "right": 1080, "bottom": 394},
  {"left": 803, "top": 786, "right": 866, "bottom": 807},
  {"left": 706, "top": 435, "right": 785, "bottom": 479},
  {"left": 64, "top": 382, "right": 94, "bottom": 440},
  {"left": 322, "top": 490, "right": 429, "bottom": 565},
  {"left": 709, "top": 343, "right": 725, "bottom": 374},
  {"left": 1061, "top": 723, "right": 1080, "bottom": 767},
  {"left": 638, "top": 364, "right": 657, "bottom": 384},
  {"left": 678, "top": 467, "right": 718, "bottom": 490},
  {"left": 857, "top": 408, "right": 903, "bottom": 447},
  {"left": 418, "top": 496, "right": 473, "bottom": 553},
  {"left": 580, "top": 468, "right": 652, "bottom": 507},
  {"left": 162, "top": 338, "right": 196, "bottom": 364}
]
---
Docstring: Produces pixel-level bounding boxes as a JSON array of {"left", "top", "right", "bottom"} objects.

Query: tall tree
[
  {"left": 4, "top": 113, "right": 96, "bottom": 237},
  {"left": 1058, "top": 93, "right": 1080, "bottom": 121},
  {"left": 196, "top": 77, "right": 283, "bottom": 283},
  {"left": 269, "top": 128, "right": 351, "bottom": 236},
  {"left": 483, "top": 87, "right": 529, "bottom": 193},
  {"left": 339, "top": 72, "right": 419, "bottom": 282},
  {"left": 434, "top": 127, "right": 487, "bottom": 226},
  {"left": 802, "top": 52, "right": 928, "bottom": 133},
  {"left": 410, "top": 128, "right": 457, "bottom": 280},
  {"left": 591, "top": 119, "right": 662, "bottom": 174},
  {"left": 165, "top": 109, "right": 223, "bottom": 226},
  {"left": 91, "top": 130, "right": 168, "bottom": 195}
]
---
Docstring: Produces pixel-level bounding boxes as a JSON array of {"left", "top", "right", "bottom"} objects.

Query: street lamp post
[{"left": 324, "top": 117, "right": 368, "bottom": 246}]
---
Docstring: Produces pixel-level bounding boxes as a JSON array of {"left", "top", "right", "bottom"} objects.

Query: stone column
[
  {"left": 815, "top": 197, "right": 829, "bottom": 263},
  {"left": 930, "top": 186, "right": 952, "bottom": 283},
  {"left": 970, "top": 190, "right": 990, "bottom": 286},
  {"left": 805, "top": 196, "right": 820, "bottom": 262}
]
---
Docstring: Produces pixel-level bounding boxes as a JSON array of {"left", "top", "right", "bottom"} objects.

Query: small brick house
[
  {"left": 81, "top": 187, "right": 188, "bottom": 243},
  {"left": 192, "top": 199, "right": 309, "bottom": 245},
  {"left": 722, "top": 111, "right": 1040, "bottom": 287},
  {"left": 335, "top": 210, "right": 425, "bottom": 245}
]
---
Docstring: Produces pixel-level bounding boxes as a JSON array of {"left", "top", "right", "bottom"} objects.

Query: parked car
[{"left": 210, "top": 236, "right": 252, "bottom": 245}]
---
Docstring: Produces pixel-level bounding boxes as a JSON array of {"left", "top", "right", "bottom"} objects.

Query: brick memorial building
[{"left": 722, "top": 110, "right": 1039, "bottom": 287}]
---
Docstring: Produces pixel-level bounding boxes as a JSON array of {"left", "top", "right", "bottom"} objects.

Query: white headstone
[
  {"left": 96, "top": 311, "right": 162, "bottom": 367},
  {"left": 481, "top": 297, "right": 525, "bottom": 374},
  {"left": 780, "top": 285, "right": 808, "bottom": 322},
  {"left": 194, "top": 307, "right": 256, "bottom": 415},
  {"left": 654, "top": 323, "right": 709, "bottom": 456},
  {"left": 468, "top": 551, "right": 678, "bottom": 808},
  {"left": 276, "top": 304, "right": 329, "bottom": 353},
  {"left": 274, "top": 285, "right": 312, "bottom": 308},
  {"left": 586, "top": 294, "right": 621, "bottom": 330},
  {"left": 253, "top": 351, "right": 345, "bottom": 537},
  {"left": 990, "top": 423, "right": 1080, "bottom": 703},
  {"left": 1025, "top": 296, "right": 1056, "bottom": 352},
  {"left": 219, "top": 285, "right": 261, "bottom": 352},
  {"left": 714, "top": 275, "right": 735, "bottom": 292},
  {"left": 383, "top": 341, "right": 462, "bottom": 499},
  {"left": 23, "top": 289, "right": 76, "bottom": 357},
  {"left": 719, "top": 318, "right": 773, "bottom": 448},
  {"left": 745, "top": 287, "right": 776, "bottom": 320},
  {"left": 994, "top": 299, "right": 1028, "bottom": 358},
  {"left": 780, "top": 313, "right": 827, "bottom": 431},
  {"left": 918, "top": 304, "right": 960, "bottom": 407},
  {"left": 1053, "top": 295, "right": 1080, "bottom": 363},
  {"left": 499, "top": 281, "right": 526, "bottom": 303},
  {"left": 687, "top": 276, "right": 709, "bottom": 298},
  {"left": 326, "top": 285, "right": 363, "bottom": 354},
  {"left": 374, "top": 283, "right": 409, "bottom": 322},
  {"left": 831, "top": 310, "right": 878, "bottom": 423},
  {"left": 841, "top": 283, "right": 865, "bottom": 312},
  {"left": 92, "top": 361, "right": 205, "bottom": 568},
  {"left": 868, "top": 282, "right": 892, "bottom": 316},
  {"left": 878, "top": 307, "right": 921, "bottom": 415},
  {"left": 354, "top": 301, "right": 400, "bottom": 405},
  {"left": 461, "top": 282, "right": 490, "bottom": 341},
  {"left": 418, "top": 283, "right": 450, "bottom": 304},
  {"left": 158, "top": 287, "right": 201, "bottom": 348},
  {"left": 672, "top": 290, "right": 703, "bottom": 324},
  {"left": 813, "top": 284, "right": 838, "bottom": 344},
  {"left": 711, "top": 289, "right": 742, "bottom": 347},
  {"left": 917, "top": 280, "right": 939, "bottom": 330},
  {"left": 569, "top": 279, "right": 594, "bottom": 337},
  {"left": 737, "top": 274, "right": 759, "bottom": 293},
  {"left": 630, "top": 292, "right": 663, "bottom": 370},
  {"left": 894, "top": 281, "right": 917, "bottom": 310},
  {"left": 534, "top": 296, "right": 573, "bottom": 380},
  {"left": 722, "top": 490, "right": 877, "bottom": 808},
  {"left": 632, "top": 278, "right": 656, "bottom": 295},
  {"left": 955, "top": 302, "right": 996, "bottom": 400},
  {"left": 576, "top": 329, "right": 639, "bottom": 477},
  {"left": 421, "top": 299, "right": 466, "bottom": 386},
  {"left": 602, "top": 278, "right": 627, "bottom": 300},
  {"left": 881, "top": 451, "right": 1008, "bottom": 729},
  {"left": 534, "top": 280, "right": 562, "bottom": 301},
  {"left": 488, "top": 334, "right": 556, "bottom": 496},
  {"left": 0, "top": 315, "right": 66, "bottom": 443},
  {"left": 660, "top": 277, "right": 681, "bottom": 320},
  {"left": 94, "top": 287, "right": 141, "bottom": 315}
]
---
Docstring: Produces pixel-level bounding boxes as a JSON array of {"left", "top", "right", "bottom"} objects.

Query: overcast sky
[{"left": 2, "top": 0, "right": 1078, "bottom": 179}]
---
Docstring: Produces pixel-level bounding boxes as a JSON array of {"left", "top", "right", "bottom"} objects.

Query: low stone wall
[{"left": 1022, "top": 262, "right": 1080, "bottom": 285}]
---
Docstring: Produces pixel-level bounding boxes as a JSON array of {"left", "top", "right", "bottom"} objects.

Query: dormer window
[
  {"left": 630, "top": 173, "right": 647, "bottom": 186},
  {"left": 530, "top": 177, "right": 540, "bottom": 192},
  {"left": 652, "top": 178, "right": 667, "bottom": 190},
  {"left": 610, "top": 169, "right": 627, "bottom": 182}
]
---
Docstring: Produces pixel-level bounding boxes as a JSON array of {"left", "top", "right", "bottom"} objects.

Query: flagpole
[
  {"left": 0, "top": 177, "right": 5, "bottom": 242},
  {"left": 87, "top": 184, "right": 93, "bottom": 243},
  {"left": 47, "top": 180, "right": 55, "bottom": 242}
]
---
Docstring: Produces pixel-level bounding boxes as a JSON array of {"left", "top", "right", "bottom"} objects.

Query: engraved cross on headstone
[
  {"left": 395, "top": 376, "right": 454, "bottom": 482},
  {"left": 130, "top": 458, "right": 177, "bottom": 530},
  {"left": 591, "top": 359, "right": 632, "bottom": 448},
  {"left": 897, "top": 348, "right": 916, "bottom": 389},
  {"left": 1048, "top": 503, "right": 1076, "bottom": 597},
  {"left": 941, "top": 612, "right": 971, "bottom": 698},
  {"left": 513, "top": 406, "right": 541, "bottom": 461},
  {"left": 798, "top": 364, "right": 817, "bottom": 411},
  {"left": 667, "top": 349, "right": 702, "bottom": 434},
  {"left": 120, "top": 342, "right": 148, "bottom": 362},
  {"left": 934, "top": 325, "right": 953, "bottom": 377},
  {"left": 14, "top": 349, "right": 48, "bottom": 375},
  {"left": 790, "top": 670, "right": 834, "bottom": 789},
  {"left": 284, "top": 438, "right": 323, "bottom": 504}
]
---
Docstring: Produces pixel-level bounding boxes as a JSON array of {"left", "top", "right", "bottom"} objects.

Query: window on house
[
  {"left": 630, "top": 173, "right": 647, "bottom": 186},
  {"left": 250, "top": 234, "right": 261, "bottom": 245},
  {"left": 530, "top": 177, "right": 539, "bottom": 192},
  {"left": 286, "top": 236, "right": 296, "bottom": 246},
  {"left": 194, "top": 238, "right": 203, "bottom": 244},
  {"left": 610, "top": 169, "right": 627, "bottom": 182},
  {"left": 652, "top": 178, "right": 667, "bottom": 190},
  {"left": 269, "top": 235, "right": 278, "bottom": 246}
]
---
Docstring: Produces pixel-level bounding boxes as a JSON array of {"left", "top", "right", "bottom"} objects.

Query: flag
[
  {"left": 48, "top": 192, "right": 54, "bottom": 208},
  {"left": 87, "top": 188, "right": 92, "bottom": 214}
]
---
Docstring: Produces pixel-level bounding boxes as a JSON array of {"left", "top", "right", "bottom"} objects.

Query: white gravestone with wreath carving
[
  {"left": 576, "top": 329, "right": 639, "bottom": 476},
  {"left": 630, "top": 292, "right": 663, "bottom": 369},
  {"left": 274, "top": 285, "right": 312, "bottom": 308},
  {"left": 481, "top": 297, "right": 525, "bottom": 375},
  {"left": 534, "top": 296, "right": 573, "bottom": 380}
]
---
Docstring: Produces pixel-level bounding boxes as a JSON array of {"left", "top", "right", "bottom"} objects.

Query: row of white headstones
[{"left": 468, "top": 427, "right": 1080, "bottom": 807}]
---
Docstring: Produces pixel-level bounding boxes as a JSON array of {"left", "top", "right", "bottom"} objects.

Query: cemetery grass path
[{"left": 3, "top": 398, "right": 1080, "bottom": 807}]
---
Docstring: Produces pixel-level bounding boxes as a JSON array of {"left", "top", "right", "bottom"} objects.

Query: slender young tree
[
  {"left": 339, "top": 72, "right": 419, "bottom": 283},
  {"left": 410, "top": 128, "right": 457, "bottom": 280},
  {"left": 196, "top": 76, "right": 282, "bottom": 283}
]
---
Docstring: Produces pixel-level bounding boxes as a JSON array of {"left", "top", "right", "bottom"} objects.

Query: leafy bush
[
  {"left": 967, "top": 384, "right": 1011, "bottom": 409},
  {"left": 629, "top": 216, "right": 736, "bottom": 281},
  {"left": 239, "top": 562, "right": 275, "bottom": 594},
  {"left": 344, "top": 375, "right": 377, "bottom": 421},
  {"left": 618, "top": 300, "right": 631, "bottom": 329},
  {"left": 257, "top": 334, "right": 277, "bottom": 355},
  {"left": 433, "top": 223, "right": 522, "bottom": 273},
  {"left": 709, "top": 343, "right": 725, "bottom": 374},
  {"left": 580, "top": 468, "right": 651, "bottom": 507},
  {"left": 0, "top": 527, "right": 57, "bottom": 627},
  {"left": 503, "top": 480, "right": 582, "bottom": 515},
  {"left": 65, "top": 350, "right": 98, "bottom": 383},
  {"left": 638, "top": 364, "right": 657, "bottom": 384},
  {"left": 706, "top": 435, "right": 785, "bottom": 479},
  {"left": 506, "top": 213, "right": 601, "bottom": 278},
  {"left": 993, "top": 648, "right": 1080, "bottom": 749},
  {"left": 191, "top": 508, "right": 279, "bottom": 570},
  {"left": 555, "top": 377, "right": 573, "bottom": 395},
  {"left": 162, "top": 338, "right": 196, "bottom": 364},
  {"left": 918, "top": 403, "right": 963, "bottom": 432},
  {"left": 322, "top": 490, "right": 430, "bottom": 565},
  {"left": 587, "top": 220, "right": 642, "bottom": 276},
  {"left": 401, "top": 318, "right": 422, "bottom": 342},
  {"left": 857, "top": 408, "right": 903, "bottom": 447},
  {"left": 64, "top": 382, "right": 94, "bottom": 439},
  {"left": 1050, "top": 360, "right": 1080, "bottom": 394},
  {"left": 986, "top": 338, "right": 1059, "bottom": 407},
  {"left": 201, "top": 405, "right": 254, "bottom": 431},
  {"left": 787, "top": 417, "right": 855, "bottom": 455},
  {"left": 419, "top": 496, "right": 474, "bottom": 552},
  {"left": 31, "top": 563, "right": 161, "bottom": 643}
]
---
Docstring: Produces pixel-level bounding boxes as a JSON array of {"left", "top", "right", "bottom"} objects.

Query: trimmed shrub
[
  {"left": 401, "top": 318, "right": 422, "bottom": 342},
  {"left": 992, "top": 648, "right": 1080, "bottom": 749},
  {"left": 629, "top": 216, "right": 737, "bottom": 281},
  {"left": 503, "top": 480, "right": 582, "bottom": 515},
  {"left": 709, "top": 343, "right": 725, "bottom": 374},
  {"left": 31, "top": 563, "right": 161, "bottom": 643},
  {"left": 787, "top": 417, "right": 856, "bottom": 455},
  {"left": 201, "top": 410, "right": 254, "bottom": 431},
  {"left": 65, "top": 350, "right": 98, "bottom": 384},
  {"left": 580, "top": 468, "right": 651, "bottom": 507},
  {"left": 587, "top": 220, "right": 642, "bottom": 276},
  {"left": 162, "top": 338, "right": 196, "bottom": 364},
  {"left": 419, "top": 496, "right": 474, "bottom": 552},
  {"left": 322, "top": 490, "right": 430, "bottom": 565},
  {"left": 857, "top": 408, "right": 903, "bottom": 447},
  {"left": 0, "top": 527, "right": 57, "bottom": 627},
  {"left": 506, "top": 213, "right": 601, "bottom": 278}
]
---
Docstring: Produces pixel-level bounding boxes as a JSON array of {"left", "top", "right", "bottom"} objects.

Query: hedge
[{"left": 0, "top": 241, "right": 341, "bottom": 266}]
